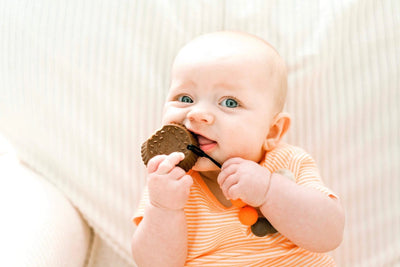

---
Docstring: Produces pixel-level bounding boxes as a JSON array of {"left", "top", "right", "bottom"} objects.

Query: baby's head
[
  {"left": 163, "top": 31, "right": 291, "bottom": 171},
  {"left": 171, "top": 31, "right": 288, "bottom": 113}
]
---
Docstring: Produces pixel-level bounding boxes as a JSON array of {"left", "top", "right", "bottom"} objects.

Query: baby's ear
[{"left": 263, "top": 112, "right": 291, "bottom": 151}]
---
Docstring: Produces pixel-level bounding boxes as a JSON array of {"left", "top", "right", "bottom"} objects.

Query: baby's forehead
[
  {"left": 174, "top": 33, "right": 286, "bottom": 83},
  {"left": 178, "top": 32, "right": 275, "bottom": 59}
]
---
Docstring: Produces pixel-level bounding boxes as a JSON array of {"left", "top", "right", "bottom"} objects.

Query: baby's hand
[
  {"left": 147, "top": 152, "right": 193, "bottom": 210},
  {"left": 218, "top": 158, "right": 271, "bottom": 207}
]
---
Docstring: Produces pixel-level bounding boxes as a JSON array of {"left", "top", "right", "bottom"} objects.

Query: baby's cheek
[
  {"left": 229, "top": 139, "right": 264, "bottom": 162},
  {"left": 162, "top": 107, "right": 184, "bottom": 124}
]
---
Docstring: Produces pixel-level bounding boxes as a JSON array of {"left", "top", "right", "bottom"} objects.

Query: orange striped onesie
[{"left": 134, "top": 143, "right": 337, "bottom": 266}]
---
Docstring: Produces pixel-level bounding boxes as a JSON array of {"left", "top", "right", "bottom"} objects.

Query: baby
[{"left": 132, "top": 31, "right": 344, "bottom": 266}]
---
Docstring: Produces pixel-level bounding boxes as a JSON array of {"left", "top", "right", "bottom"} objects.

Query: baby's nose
[{"left": 187, "top": 109, "right": 215, "bottom": 124}]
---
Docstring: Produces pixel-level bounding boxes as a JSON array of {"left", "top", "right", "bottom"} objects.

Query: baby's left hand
[{"left": 218, "top": 157, "right": 271, "bottom": 207}]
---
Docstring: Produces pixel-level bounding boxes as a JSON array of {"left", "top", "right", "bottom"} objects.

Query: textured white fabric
[
  {"left": 0, "top": 139, "right": 92, "bottom": 267},
  {"left": 86, "top": 234, "right": 132, "bottom": 267},
  {"left": 0, "top": 1, "right": 399, "bottom": 266}
]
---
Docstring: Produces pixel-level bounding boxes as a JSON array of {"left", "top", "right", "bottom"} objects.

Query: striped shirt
[{"left": 134, "top": 143, "right": 337, "bottom": 266}]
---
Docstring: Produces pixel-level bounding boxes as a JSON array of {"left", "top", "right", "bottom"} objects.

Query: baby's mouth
[
  {"left": 196, "top": 135, "right": 217, "bottom": 152},
  {"left": 185, "top": 129, "right": 222, "bottom": 168}
]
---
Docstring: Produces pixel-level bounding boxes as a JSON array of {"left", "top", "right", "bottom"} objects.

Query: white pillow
[{"left": 0, "top": 142, "right": 91, "bottom": 267}]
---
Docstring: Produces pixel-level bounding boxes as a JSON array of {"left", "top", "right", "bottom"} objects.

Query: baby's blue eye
[
  {"left": 221, "top": 98, "right": 238, "bottom": 108},
  {"left": 178, "top": 95, "right": 193, "bottom": 103}
]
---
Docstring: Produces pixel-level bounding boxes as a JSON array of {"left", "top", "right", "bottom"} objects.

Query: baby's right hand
[{"left": 147, "top": 152, "right": 193, "bottom": 210}]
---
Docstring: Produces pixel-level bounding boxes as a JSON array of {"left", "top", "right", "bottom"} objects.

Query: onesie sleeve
[
  {"left": 132, "top": 186, "right": 149, "bottom": 225},
  {"left": 289, "top": 151, "right": 338, "bottom": 199}
]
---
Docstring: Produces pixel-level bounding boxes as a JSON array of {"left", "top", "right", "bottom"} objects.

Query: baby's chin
[{"left": 191, "top": 157, "right": 221, "bottom": 172}]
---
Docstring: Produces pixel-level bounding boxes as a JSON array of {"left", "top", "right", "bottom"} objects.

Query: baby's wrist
[
  {"left": 259, "top": 169, "right": 295, "bottom": 209},
  {"left": 257, "top": 171, "right": 272, "bottom": 208},
  {"left": 148, "top": 201, "right": 185, "bottom": 214},
  {"left": 143, "top": 202, "right": 187, "bottom": 230}
]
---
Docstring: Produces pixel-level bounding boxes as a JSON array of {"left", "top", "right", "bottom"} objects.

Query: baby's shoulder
[
  {"left": 263, "top": 143, "right": 311, "bottom": 171},
  {"left": 270, "top": 142, "right": 309, "bottom": 159}
]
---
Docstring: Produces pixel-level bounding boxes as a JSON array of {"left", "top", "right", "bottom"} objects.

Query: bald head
[{"left": 173, "top": 31, "right": 288, "bottom": 112}]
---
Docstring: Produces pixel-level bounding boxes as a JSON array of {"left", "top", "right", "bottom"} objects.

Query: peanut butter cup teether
[{"left": 141, "top": 124, "right": 199, "bottom": 172}]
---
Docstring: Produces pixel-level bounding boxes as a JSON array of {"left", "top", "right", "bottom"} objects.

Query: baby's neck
[
  {"left": 198, "top": 170, "right": 219, "bottom": 181},
  {"left": 199, "top": 171, "right": 232, "bottom": 208}
]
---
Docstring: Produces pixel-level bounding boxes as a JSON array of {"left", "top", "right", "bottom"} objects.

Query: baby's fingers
[
  {"left": 220, "top": 174, "right": 239, "bottom": 200},
  {"left": 157, "top": 152, "right": 185, "bottom": 175},
  {"left": 217, "top": 163, "right": 237, "bottom": 187},
  {"left": 147, "top": 154, "right": 168, "bottom": 173},
  {"left": 221, "top": 157, "right": 245, "bottom": 171}
]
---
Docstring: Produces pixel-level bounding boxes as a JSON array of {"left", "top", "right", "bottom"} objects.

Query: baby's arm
[
  {"left": 259, "top": 172, "right": 344, "bottom": 252},
  {"left": 218, "top": 157, "right": 344, "bottom": 253},
  {"left": 131, "top": 152, "right": 192, "bottom": 267}
]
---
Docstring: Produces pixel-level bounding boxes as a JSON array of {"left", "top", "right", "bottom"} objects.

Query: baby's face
[{"left": 163, "top": 33, "right": 282, "bottom": 171}]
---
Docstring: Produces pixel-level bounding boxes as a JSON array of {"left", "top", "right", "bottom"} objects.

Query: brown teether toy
[{"left": 141, "top": 124, "right": 200, "bottom": 172}]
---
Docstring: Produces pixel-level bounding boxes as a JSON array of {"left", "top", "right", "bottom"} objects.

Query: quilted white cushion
[{"left": 0, "top": 139, "right": 91, "bottom": 267}]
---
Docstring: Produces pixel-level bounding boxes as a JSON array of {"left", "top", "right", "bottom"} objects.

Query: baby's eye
[
  {"left": 178, "top": 95, "right": 193, "bottom": 103},
  {"left": 220, "top": 98, "right": 239, "bottom": 108}
]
